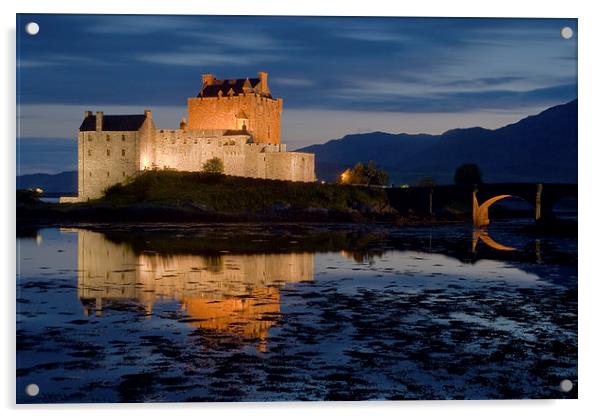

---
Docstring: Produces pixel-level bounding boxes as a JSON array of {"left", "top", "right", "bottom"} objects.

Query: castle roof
[
  {"left": 198, "top": 78, "right": 272, "bottom": 99},
  {"left": 79, "top": 114, "right": 148, "bottom": 131}
]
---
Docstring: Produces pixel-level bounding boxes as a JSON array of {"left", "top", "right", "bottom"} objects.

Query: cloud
[
  {"left": 17, "top": 59, "right": 60, "bottom": 68},
  {"left": 444, "top": 76, "right": 526, "bottom": 88},
  {"left": 86, "top": 15, "right": 189, "bottom": 35},
  {"left": 136, "top": 50, "right": 283, "bottom": 67},
  {"left": 271, "top": 77, "right": 315, "bottom": 87},
  {"left": 17, "top": 54, "right": 107, "bottom": 68}
]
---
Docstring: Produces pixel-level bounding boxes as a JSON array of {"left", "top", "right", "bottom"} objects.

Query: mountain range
[
  {"left": 17, "top": 100, "right": 577, "bottom": 193},
  {"left": 298, "top": 100, "right": 577, "bottom": 184}
]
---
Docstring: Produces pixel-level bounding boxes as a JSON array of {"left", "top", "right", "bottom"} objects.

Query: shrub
[
  {"left": 338, "top": 161, "right": 389, "bottom": 186},
  {"left": 202, "top": 157, "right": 225, "bottom": 174}
]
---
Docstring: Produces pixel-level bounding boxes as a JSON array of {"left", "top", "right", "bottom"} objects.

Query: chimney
[
  {"left": 95, "top": 111, "right": 103, "bottom": 131},
  {"left": 84, "top": 110, "right": 92, "bottom": 118},
  {"left": 144, "top": 109, "right": 152, "bottom": 121},
  {"left": 202, "top": 73, "right": 215, "bottom": 86},
  {"left": 258, "top": 71, "right": 269, "bottom": 94}
]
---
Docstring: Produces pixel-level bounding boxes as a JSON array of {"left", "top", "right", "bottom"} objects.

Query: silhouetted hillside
[
  {"left": 17, "top": 171, "right": 77, "bottom": 193},
  {"left": 299, "top": 100, "right": 577, "bottom": 184}
]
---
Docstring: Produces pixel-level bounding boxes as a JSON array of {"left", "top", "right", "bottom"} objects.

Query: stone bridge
[{"left": 386, "top": 183, "right": 577, "bottom": 227}]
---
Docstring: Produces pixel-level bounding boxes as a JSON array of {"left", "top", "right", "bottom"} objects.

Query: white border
[{"left": 3, "top": 1, "right": 600, "bottom": 417}]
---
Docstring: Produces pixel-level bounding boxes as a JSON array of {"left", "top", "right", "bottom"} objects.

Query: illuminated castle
[{"left": 61, "top": 71, "right": 315, "bottom": 203}]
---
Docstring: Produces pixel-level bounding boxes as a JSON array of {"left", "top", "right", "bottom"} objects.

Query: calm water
[{"left": 16, "top": 222, "right": 577, "bottom": 402}]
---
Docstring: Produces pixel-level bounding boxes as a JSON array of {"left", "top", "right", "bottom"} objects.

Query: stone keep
[
  {"left": 61, "top": 71, "right": 315, "bottom": 203},
  {"left": 188, "top": 71, "right": 282, "bottom": 144}
]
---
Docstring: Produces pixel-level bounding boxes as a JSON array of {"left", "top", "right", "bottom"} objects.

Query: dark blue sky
[{"left": 16, "top": 14, "right": 577, "bottom": 174}]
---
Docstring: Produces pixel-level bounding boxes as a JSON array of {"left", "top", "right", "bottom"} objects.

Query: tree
[
  {"left": 338, "top": 161, "right": 389, "bottom": 186},
  {"left": 202, "top": 157, "right": 224, "bottom": 174},
  {"left": 454, "top": 163, "right": 483, "bottom": 186},
  {"left": 414, "top": 176, "right": 437, "bottom": 188}
]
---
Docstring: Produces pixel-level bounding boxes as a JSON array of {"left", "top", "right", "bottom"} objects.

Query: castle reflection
[{"left": 73, "top": 229, "right": 314, "bottom": 347}]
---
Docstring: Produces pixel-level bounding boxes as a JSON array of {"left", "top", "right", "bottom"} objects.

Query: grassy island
[{"left": 18, "top": 171, "right": 404, "bottom": 224}]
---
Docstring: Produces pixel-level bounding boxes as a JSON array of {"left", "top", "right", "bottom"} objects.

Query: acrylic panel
[{"left": 16, "top": 14, "right": 578, "bottom": 403}]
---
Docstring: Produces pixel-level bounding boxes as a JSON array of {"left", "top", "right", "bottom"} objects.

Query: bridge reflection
[{"left": 472, "top": 229, "right": 516, "bottom": 253}]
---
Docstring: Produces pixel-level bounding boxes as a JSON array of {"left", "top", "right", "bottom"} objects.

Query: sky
[{"left": 16, "top": 14, "right": 577, "bottom": 174}]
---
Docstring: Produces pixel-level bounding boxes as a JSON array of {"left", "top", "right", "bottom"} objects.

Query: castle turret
[
  {"left": 95, "top": 111, "right": 103, "bottom": 131},
  {"left": 202, "top": 73, "right": 215, "bottom": 86},
  {"left": 258, "top": 71, "right": 270, "bottom": 95}
]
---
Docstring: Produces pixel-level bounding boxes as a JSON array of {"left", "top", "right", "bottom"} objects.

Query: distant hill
[
  {"left": 17, "top": 171, "right": 77, "bottom": 194},
  {"left": 299, "top": 100, "right": 577, "bottom": 184}
]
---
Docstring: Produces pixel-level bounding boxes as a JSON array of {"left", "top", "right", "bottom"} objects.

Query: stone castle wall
[
  {"left": 266, "top": 152, "right": 315, "bottom": 182},
  {"left": 144, "top": 129, "right": 312, "bottom": 182},
  {"left": 75, "top": 130, "right": 140, "bottom": 200},
  {"left": 187, "top": 95, "right": 282, "bottom": 144},
  {"left": 61, "top": 123, "right": 314, "bottom": 203}
]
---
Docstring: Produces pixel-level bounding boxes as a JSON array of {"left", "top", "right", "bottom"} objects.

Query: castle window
[
  {"left": 106, "top": 135, "right": 110, "bottom": 141},
  {"left": 89, "top": 171, "right": 92, "bottom": 177},
  {"left": 107, "top": 149, "right": 110, "bottom": 156},
  {"left": 122, "top": 135, "right": 126, "bottom": 141},
  {"left": 121, "top": 149, "right": 125, "bottom": 157},
  {"left": 87, "top": 149, "right": 91, "bottom": 156},
  {"left": 122, "top": 171, "right": 125, "bottom": 177},
  {"left": 107, "top": 171, "right": 110, "bottom": 177},
  {"left": 88, "top": 134, "right": 92, "bottom": 142}
]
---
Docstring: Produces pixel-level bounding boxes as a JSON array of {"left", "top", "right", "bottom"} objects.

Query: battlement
[{"left": 199, "top": 71, "right": 272, "bottom": 98}]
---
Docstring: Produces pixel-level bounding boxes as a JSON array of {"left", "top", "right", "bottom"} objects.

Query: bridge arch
[{"left": 473, "top": 192, "right": 539, "bottom": 227}]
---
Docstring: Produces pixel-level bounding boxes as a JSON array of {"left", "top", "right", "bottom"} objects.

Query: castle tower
[{"left": 187, "top": 71, "right": 282, "bottom": 144}]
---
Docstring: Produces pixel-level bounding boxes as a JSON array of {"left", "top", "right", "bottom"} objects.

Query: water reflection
[
  {"left": 472, "top": 228, "right": 516, "bottom": 253},
  {"left": 16, "top": 225, "right": 577, "bottom": 402},
  {"left": 74, "top": 229, "right": 313, "bottom": 348}
]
